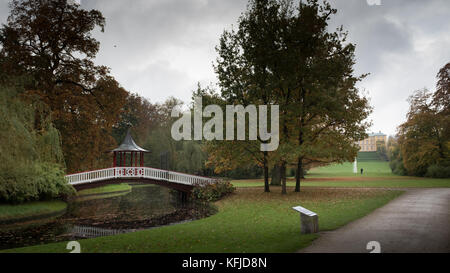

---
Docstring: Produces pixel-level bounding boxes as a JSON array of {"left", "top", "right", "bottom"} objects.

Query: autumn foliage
[
  {"left": 392, "top": 62, "right": 450, "bottom": 177},
  {"left": 0, "top": 0, "right": 129, "bottom": 172}
]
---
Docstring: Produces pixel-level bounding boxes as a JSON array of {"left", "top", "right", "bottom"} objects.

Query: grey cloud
[
  {"left": 85, "top": 0, "right": 247, "bottom": 103},
  {"left": 1, "top": 0, "right": 449, "bottom": 136},
  {"left": 327, "top": 0, "right": 450, "bottom": 135},
  {"left": 117, "top": 60, "right": 194, "bottom": 103}
]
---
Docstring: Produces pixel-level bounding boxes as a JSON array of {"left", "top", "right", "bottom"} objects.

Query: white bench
[{"left": 292, "top": 206, "right": 319, "bottom": 234}]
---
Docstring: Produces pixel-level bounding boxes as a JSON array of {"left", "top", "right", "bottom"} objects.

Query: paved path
[{"left": 298, "top": 188, "right": 450, "bottom": 253}]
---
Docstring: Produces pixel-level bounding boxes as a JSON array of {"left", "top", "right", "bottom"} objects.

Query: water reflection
[
  {"left": 69, "top": 225, "right": 128, "bottom": 239},
  {"left": 0, "top": 184, "right": 206, "bottom": 250},
  {"left": 66, "top": 184, "right": 181, "bottom": 227}
]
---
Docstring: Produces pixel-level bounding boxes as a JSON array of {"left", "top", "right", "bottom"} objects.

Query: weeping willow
[
  {"left": 143, "top": 126, "right": 207, "bottom": 174},
  {"left": 0, "top": 85, "right": 75, "bottom": 203}
]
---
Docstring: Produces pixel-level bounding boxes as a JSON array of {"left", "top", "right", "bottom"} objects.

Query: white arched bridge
[
  {"left": 65, "top": 129, "right": 216, "bottom": 197},
  {"left": 66, "top": 166, "right": 217, "bottom": 193}
]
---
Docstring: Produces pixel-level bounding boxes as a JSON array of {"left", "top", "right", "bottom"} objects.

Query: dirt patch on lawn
[{"left": 218, "top": 187, "right": 395, "bottom": 206}]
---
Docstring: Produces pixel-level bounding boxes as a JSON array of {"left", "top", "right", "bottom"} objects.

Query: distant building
[{"left": 357, "top": 131, "right": 387, "bottom": 152}]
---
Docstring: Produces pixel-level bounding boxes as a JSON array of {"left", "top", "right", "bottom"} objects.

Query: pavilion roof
[{"left": 111, "top": 129, "right": 149, "bottom": 152}]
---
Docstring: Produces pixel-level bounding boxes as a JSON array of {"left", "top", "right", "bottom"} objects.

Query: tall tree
[
  {"left": 112, "top": 93, "right": 159, "bottom": 146},
  {"left": 0, "top": 0, "right": 127, "bottom": 172},
  {"left": 434, "top": 62, "right": 450, "bottom": 113},
  {"left": 215, "top": 0, "right": 291, "bottom": 193},
  {"left": 397, "top": 62, "right": 450, "bottom": 177},
  {"left": 265, "top": 0, "right": 370, "bottom": 192},
  {"left": 214, "top": 0, "right": 371, "bottom": 194}
]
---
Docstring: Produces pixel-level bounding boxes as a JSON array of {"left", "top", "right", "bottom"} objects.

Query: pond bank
[
  {"left": 0, "top": 201, "right": 67, "bottom": 226},
  {"left": 0, "top": 184, "right": 216, "bottom": 250},
  {"left": 0, "top": 184, "right": 133, "bottom": 225}
]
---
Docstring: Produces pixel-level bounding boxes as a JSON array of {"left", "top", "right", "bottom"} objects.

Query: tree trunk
[
  {"left": 263, "top": 152, "right": 270, "bottom": 192},
  {"left": 270, "top": 164, "right": 281, "bottom": 186},
  {"left": 281, "top": 162, "right": 287, "bottom": 195},
  {"left": 296, "top": 120, "right": 305, "bottom": 192},
  {"left": 295, "top": 157, "right": 303, "bottom": 192}
]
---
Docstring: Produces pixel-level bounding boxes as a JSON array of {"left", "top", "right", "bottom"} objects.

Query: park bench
[{"left": 292, "top": 206, "right": 319, "bottom": 234}]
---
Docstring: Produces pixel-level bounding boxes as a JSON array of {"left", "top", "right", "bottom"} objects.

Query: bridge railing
[
  {"left": 65, "top": 167, "right": 216, "bottom": 186},
  {"left": 167, "top": 171, "right": 215, "bottom": 185},
  {"left": 66, "top": 168, "right": 116, "bottom": 185}
]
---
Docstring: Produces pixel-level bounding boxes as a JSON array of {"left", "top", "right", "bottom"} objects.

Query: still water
[{"left": 0, "top": 184, "right": 207, "bottom": 250}]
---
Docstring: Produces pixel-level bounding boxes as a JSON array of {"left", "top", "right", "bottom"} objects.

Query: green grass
[
  {"left": 2, "top": 188, "right": 402, "bottom": 253},
  {"left": 3, "top": 158, "right": 432, "bottom": 253},
  {"left": 309, "top": 161, "right": 393, "bottom": 177},
  {"left": 232, "top": 158, "right": 450, "bottom": 188},
  {"left": 75, "top": 191, "right": 131, "bottom": 202},
  {"left": 0, "top": 201, "right": 67, "bottom": 221},
  {"left": 232, "top": 178, "right": 450, "bottom": 188},
  {"left": 77, "top": 183, "right": 131, "bottom": 196},
  {"left": 357, "top": 151, "right": 382, "bottom": 161}
]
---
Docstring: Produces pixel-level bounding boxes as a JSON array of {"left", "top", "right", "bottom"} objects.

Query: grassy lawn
[
  {"left": 0, "top": 201, "right": 67, "bottom": 222},
  {"left": 4, "top": 157, "right": 438, "bottom": 253},
  {"left": 308, "top": 160, "right": 393, "bottom": 177},
  {"left": 2, "top": 187, "right": 402, "bottom": 253},
  {"left": 232, "top": 161, "right": 450, "bottom": 188},
  {"left": 77, "top": 183, "right": 131, "bottom": 196},
  {"left": 232, "top": 177, "right": 450, "bottom": 188}
]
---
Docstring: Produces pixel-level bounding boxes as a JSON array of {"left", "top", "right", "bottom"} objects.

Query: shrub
[
  {"left": 191, "top": 179, "right": 235, "bottom": 202},
  {"left": 0, "top": 162, "right": 75, "bottom": 204},
  {"left": 220, "top": 165, "right": 262, "bottom": 179},
  {"left": 390, "top": 159, "right": 407, "bottom": 176},
  {"left": 425, "top": 165, "right": 450, "bottom": 178}
]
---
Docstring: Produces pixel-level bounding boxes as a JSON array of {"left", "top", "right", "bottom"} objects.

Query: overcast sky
[{"left": 1, "top": 0, "right": 449, "bottom": 136}]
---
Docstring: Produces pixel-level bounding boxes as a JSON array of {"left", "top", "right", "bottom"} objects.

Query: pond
[{"left": 0, "top": 184, "right": 214, "bottom": 251}]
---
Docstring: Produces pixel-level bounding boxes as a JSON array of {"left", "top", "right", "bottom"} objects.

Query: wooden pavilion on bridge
[{"left": 111, "top": 129, "right": 150, "bottom": 168}]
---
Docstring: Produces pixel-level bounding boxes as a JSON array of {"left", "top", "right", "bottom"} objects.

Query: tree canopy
[
  {"left": 211, "top": 0, "right": 371, "bottom": 193},
  {"left": 395, "top": 62, "right": 450, "bottom": 177},
  {"left": 0, "top": 0, "right": 127, "bottom": 172}
]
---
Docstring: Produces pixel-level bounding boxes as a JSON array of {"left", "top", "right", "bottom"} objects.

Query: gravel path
[{"left": 298, "top": 188, "right": 450, "bottom": 253}]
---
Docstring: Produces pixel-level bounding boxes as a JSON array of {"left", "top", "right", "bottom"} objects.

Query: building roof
[
  {"left": 368, "top": 131, "right": 386, "bottom": 137},
  {"left": 111, "top": 129, "right": 149, "bottom": 153}
]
